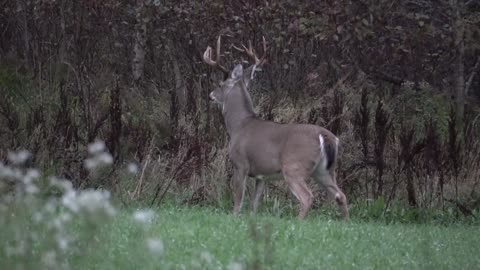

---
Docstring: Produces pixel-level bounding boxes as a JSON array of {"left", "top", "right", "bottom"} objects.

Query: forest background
[{"left": 1, "top": 0, "right": 480, "bottom": 220}]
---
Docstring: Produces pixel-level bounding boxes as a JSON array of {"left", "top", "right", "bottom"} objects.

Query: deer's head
[
  {"left": 208, "top": 64, "right": 244, "bottom": 105},
  {"left": 203, "top": 36, "right": 267, "bottom": 107}
]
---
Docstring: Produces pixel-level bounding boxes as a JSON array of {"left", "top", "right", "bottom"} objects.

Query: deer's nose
[{"left": 209, "top": 92, "right": 215, "bottom": 101}]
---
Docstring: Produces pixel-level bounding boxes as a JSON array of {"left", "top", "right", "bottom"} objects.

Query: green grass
[{"left": 70, "top": 205, "right": 479, "bottom": 270}]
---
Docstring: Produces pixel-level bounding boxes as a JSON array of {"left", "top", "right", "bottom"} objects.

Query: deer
[{"left": 202, "top": 35, "right": 349, "bottom": 220}]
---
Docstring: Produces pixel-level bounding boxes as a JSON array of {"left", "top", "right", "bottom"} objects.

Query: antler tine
[
  {"left": 238, "top": 37, "right": 267, "bottom": 66},
  {"left": 202, "top": 46, "right": 214, "bottom": 65},
  {"left": 260, "top": 36, "right": 267, "bottom": 65},
  {"left": 215, "top": 35, "right": 222, "bottom": 66},
  {"left": 203, "top": 35, "right": 229, "bottom": 75}
]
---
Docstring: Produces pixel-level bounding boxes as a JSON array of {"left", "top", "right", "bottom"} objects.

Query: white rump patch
[
  {"left": 319, "top": 135, "right": 325, "bottom": 153},
  {"left": 318, "top": 134, "right": 327, "bottom": 169}
]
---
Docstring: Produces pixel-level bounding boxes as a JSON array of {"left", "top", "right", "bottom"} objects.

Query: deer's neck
[{"left": 223, "top": 82, "right": 256, "bottom": 135}]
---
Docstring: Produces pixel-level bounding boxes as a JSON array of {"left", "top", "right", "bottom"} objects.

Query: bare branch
[{"left": 465, "top": 56, "right": 480, "bottom": 95}]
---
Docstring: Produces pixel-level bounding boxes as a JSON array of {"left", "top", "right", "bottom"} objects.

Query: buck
[{"left": 203, "top": 35, "right": 348, "bottom": 219}]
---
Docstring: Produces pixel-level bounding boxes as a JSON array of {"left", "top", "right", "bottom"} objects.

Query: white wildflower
[
  {"left": 0, "top": 166, "right": 21, "bottom": 179},
  {"left": 146, "top": 238, "right": 164, "bottom": 256},
  {"left": 25, "top": 183, "right": 39, "bottom": 194},
  {"left": 33, "top": 212, "right": 43, "bottom": 223},
  {"left": 228, "top": 262, "right": 244, "bottom": 270},
  {"left": 200, "top": 251, "right": 213, "bottom": 265},
  {"left": 84, "top": 158, "right": 97, "bottom": 171},
  {"left": 97, "top": 152, "right": 113, "bottom": 165},
  {"left": 52, "top": 216, "right": 65, "bottom": 230},
  {"left": 84, "top": 140, "right": 113, "bottom": 171},
  {"left": 61, "top": 188, "right": 116, "bottom": 217},
  {"left": 48, "top": 176, "right": 60, "bottom": 187},
  {"left": 62, "top": 190, "right": 80, "bottom": 213},
  {"left": 76, "top": 190, "right": 116, "bottom": 217},
  {"left": 87, "top": 140, "right": 106, "bottom": 155},
  {"left": 59, "top": 212, "right": 72, "bottom": 223},
  {"left": 41, "top": 251, "right": 57, "bottom": 268},
  {"left": 103, "top": 201, "right": 117, "bottom": 217},
  {"left": 105, "top": 203, "right": 117, "bottom": 217},
  {"left": 23, "top": 169, "right": 40, "bottom": 194},
  {"left": 127, "top": 162, "right": 139, "bottom": 174},
  {"left": 84, "top": 152, "right": 113, "bottom": 171},
  {"left": 49, "top": 177, "right": 73, "bottom": 192},
  {"left": 133, "top": 209, "right": 156, "bottom": 225},
  {"left": 25, "top": 168, "right": 40, "bottom": 180},
  {"left": 56, "top": 236, "right": 69, "bottom": 251},
  {"left": 44, "top": 199, "right": 57, "bottom": 214},
  {"left": 7, "top": 150, "right": 31, "bottom": 165}
]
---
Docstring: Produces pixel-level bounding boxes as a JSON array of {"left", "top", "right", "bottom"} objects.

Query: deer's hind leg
[
  {"left": 282, "top": 163, "right": 314, "bottom": 219},
  {"left": 313, "top": 167, "right": 349, "bottom": 219}
]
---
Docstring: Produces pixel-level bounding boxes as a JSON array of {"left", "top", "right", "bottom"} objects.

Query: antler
[
  {"left": 203, "top": 35, "right": 229, "bottom": 76},
  {"left": 234, "top": 36, "right": 268, "bottom": 66}
]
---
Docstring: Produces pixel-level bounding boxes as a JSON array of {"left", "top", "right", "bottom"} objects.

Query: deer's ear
[{"left": 231, "top": 64, "right": 243, "bottom": 80}]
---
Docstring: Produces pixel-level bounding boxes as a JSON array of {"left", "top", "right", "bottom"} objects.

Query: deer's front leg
[
  {"left": 232, "top": 168, "right": 247, "bottom": 215},
  {"left": 252, "top": 178, "right": 265, "bottom": 214}
]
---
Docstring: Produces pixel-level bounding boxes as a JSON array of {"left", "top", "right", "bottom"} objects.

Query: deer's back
[{"left": 229, "top": 119, "right": 338, "bottom": 176}]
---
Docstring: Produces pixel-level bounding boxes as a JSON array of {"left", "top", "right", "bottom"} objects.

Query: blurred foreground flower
[
  {"left": 133, "top": 209, "right": 156, "bottom": 225},
  {"left": 62, "top": 188, "right": 116, "bottom": 217},
  {"left": 200, "top": 251, "right": 213, "bottom": 265},
  {"left": 127, "top": 162, "right": 139, "bottom": 174},
  {"left": 84, "top": 140, "right": 113, "bottom": 171},
  {"left": 88, "top": 140, "right": 106, "bottom": 155},
  {"left": 228, "top": 262, "right": 244, "bottom": 270},
  {"left": 7, "top": 150, "right": 31, "bottom": 165},
  {"left": 1, "top": 146, "right": 120, "bottom": 270},
  {"left": 146, "top": 238, "right": 164, "bottom": 256}
]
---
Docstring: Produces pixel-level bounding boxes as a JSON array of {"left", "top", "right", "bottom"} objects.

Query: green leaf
[{"left": 299, "top": 17, "right": 308, "bottom": 24}]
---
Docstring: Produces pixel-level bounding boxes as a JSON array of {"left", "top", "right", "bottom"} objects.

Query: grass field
[
  {"left": 3, "top": 148, "right": 479, "bottom": 270},
  {"left": 47, "top": 204, "right": 477, "bottom": 270}
]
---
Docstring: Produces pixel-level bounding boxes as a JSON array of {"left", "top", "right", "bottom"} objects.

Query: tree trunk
[
  {"left": 108, "top": 76, "right": 122, "bottom": 162},
  {"left": 453, "top": 0, "right": 465, "bottom": 130},
  {"left": 16, "top": 0, "right": 30, "bottom": 66},
  {"left": 59, "top": 1, "right": 68, "bottom": 62},
  {"left": 406, "top": 169, "right": 417, "bottom": 207},
  {"left": 170, "top": 46, "right": 186, "bottom": 114},
  {"left": 132, "top": 0, "right": 147, "bottom": 82}
]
